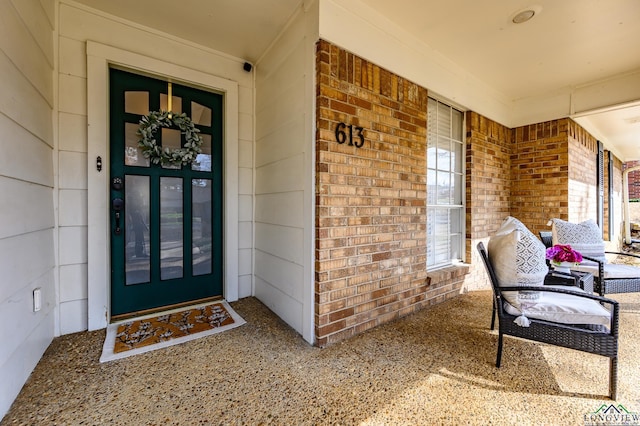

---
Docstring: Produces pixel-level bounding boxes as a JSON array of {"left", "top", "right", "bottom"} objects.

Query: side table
[{"left": 544, "top": 270, "right": 594, "bottom": 293}]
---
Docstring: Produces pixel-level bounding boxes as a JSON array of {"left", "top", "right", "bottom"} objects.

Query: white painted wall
[
  {"left": 0, "top": 0, "right": 56, "bottom": 419},
  {"left": 58, "top": 0, "right": 253, "bottom": 332},
  {"left": 254, "top": 1, "right": 318, "bottom": 344}
]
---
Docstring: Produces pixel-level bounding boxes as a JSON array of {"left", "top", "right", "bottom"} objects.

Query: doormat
[{"left": 99, "top": 300, "right": 245, "bottom": 363}]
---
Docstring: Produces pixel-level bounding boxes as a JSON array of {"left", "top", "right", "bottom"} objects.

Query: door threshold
[{"left": 110, "top": 296, "right": 224, "bottom": 323}]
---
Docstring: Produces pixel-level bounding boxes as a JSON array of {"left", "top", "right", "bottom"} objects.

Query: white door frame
[{"left": 86, "top": 41, "right": 239, "bottom": 330}]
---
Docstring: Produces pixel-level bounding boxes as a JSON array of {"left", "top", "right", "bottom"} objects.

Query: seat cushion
[
  {"left": 573, "top": 262, "right": 640, "bottom": 279},
  {"left": 488, "top": 216, "right": 547, "bottom": 295},
  {"left": 550, "top": 218, "right": 607, "bottom": 264},
  {"left": 503, "top": 285, "right": 611, "bottom": 326}
]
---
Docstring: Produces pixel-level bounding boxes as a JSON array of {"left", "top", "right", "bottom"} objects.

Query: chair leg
[
  {"left": 610, "top": 357, "right": 618, "bottom": 400},
  {"left": 496, "top": 332, "right": 503, "bottom": 368},
  {"left": 491, "top": 300, "right": 496, "bottom": 330}
]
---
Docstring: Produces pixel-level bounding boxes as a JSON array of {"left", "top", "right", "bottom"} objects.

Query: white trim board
[{"left": 86, "top": 41, "right": 239, "bottom": 331}]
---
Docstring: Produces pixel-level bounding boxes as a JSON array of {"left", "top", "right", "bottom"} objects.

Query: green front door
[{"left": 109, "top": 68, "right": 223, "bottom": 317}]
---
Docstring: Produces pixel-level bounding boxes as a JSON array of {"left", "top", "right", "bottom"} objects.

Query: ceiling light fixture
[{"left": 512, "top": 9, "right": 536, "bottom": 24}]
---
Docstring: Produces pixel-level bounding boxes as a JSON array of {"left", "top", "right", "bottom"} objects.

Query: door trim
[{"left": 87, "top": 41, "right": 239, "bottom": 331}]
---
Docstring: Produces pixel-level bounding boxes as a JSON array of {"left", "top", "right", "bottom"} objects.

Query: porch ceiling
[{"left": 71, "top": 0, "right": 640, "bottom": 160}]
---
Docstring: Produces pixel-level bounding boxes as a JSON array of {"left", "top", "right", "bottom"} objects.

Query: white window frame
[{"left": 426, "top": 96, "right": 465, "bottom": 268}]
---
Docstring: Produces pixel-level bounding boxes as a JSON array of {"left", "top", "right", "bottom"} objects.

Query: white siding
[
  {"left": 58, "top": 1, "right": 251, "bottom": 331},
  {"left": 254, "top": 3, "right": 318, "bottom": 343},
  {"left": 0, "top": 0, "right": 55, "bottom": 419}
]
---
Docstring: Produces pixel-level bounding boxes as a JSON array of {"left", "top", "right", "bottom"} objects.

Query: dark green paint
[{"left": 109, "top": 68, "right": 223, "bottom": 316}]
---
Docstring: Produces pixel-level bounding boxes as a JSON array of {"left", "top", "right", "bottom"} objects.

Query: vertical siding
[
  {"left": 254, "top": 4, "right": 317, "bottom": 343},
  {"left": 0, "top": 0, "right": 55, "bottom": 419},
  {"left": 57, "top": 31, "right": 89, "bottom": 332}
]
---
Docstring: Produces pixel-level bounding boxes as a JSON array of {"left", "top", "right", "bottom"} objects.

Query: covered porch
[
  {"left": 2, "top": 0, "right": 640, "bottom": 421},
  {"left": 3, "top": 291, "right": 640, "bottom": 424}
]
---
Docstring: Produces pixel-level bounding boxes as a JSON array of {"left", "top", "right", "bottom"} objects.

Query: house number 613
[{"left": 335, "top": 122, "right": 365, "bottom": 148}]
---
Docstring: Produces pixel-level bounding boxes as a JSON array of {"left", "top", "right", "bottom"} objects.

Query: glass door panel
[
  {"left": 125, "top": 175, "right": 150, "bottom": 285},
  {"left": 192, "top": 179, "right": 212, "bottom": 276},
  {"left": 160, "top": 94, "right": 182, "bottom": 113},
  {"left": 125, "top": 123, "right": 150, "bottom": 167},
  {"left": 193, "top": 134, "right": 212, "bottom": 172},
  {"left": 191, "top": 101, "right": 212, "bottom": 126},
  {"left": 161, "top": 128, "right": 182, "bottom": 170},
  {"left": 160, "top": 177, "right": 184, "bottom": 280},
  {"left": 124, "top": 91, "right": 149, "bottom": 115}
]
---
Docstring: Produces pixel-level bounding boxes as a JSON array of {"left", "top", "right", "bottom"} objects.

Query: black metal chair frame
[
  {"left": 477, "top": 242, "right": 619, "bottom": 400},
  {"left": 540, "top": 231, "right": 640, "bottom": 296}
]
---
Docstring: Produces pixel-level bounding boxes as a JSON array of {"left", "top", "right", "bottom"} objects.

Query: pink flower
[{"left": 545, "top": 244, "right": 583, "bottom": 263}]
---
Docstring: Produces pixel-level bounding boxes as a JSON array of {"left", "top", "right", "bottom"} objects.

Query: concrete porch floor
[{"left": 2, "top": 291, "right": 639, "bottom": 425}]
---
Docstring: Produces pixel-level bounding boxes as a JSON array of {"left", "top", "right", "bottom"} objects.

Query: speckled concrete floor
[{"left": 2, "top": 291, "right": 640, "bottom": 425}]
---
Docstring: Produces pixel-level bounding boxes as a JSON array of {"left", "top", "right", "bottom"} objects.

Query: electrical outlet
[{"left": 33, "top": 288, "right": 41, "bottom": 312}]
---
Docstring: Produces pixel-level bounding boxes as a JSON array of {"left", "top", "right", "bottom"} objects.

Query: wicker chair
[
  {"left": 540, "top": 231, "right": 640, "bottom": 296},
  {"left": 477, "top": 242, "right": 619, "bottom": 399}
]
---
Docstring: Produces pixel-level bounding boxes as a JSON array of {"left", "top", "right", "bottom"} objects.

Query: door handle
[{"left": 112, "top": 198, "right": 124, "bottom": 235}]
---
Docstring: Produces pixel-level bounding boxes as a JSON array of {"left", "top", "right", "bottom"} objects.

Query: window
[{"left": 427, "top": 97, "right": 465, "bottom": 268}]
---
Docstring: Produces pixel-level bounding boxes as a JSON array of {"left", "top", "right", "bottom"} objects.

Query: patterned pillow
[
  {"left": 550, "top": 218, "right": 606, "bottom": 264},
  {"left": 488, "top": 216, "right": 548, "bottom": 289}
]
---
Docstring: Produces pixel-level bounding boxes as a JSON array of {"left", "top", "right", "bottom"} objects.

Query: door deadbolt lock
[{"left": 112, "top": 177, "right": 124, "bottom": 191}]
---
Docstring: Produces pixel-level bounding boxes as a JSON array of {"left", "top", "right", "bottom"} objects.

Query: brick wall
[
  {"left": 464, "top": 112, "right": 512, "bottom": 290},
  {"left": 511, "top": 119, "right": 570, "bottom": 236},
  {"left": 316, "top": 40, "right": 467, "bottom": 347},
  {"left": 314, "top": 39, "right": 617, "bottom": 346},
  {"left": 567, "top": 120, "right": 598, "bottom": 222},
  {"left": 465, "top": 116, "right": 603, "bottom": 288},
  {"left": 625, "top": 160, "right": 640, "bottom": 200},
  {"left": 466, "top": 112, "right": 512, "bottom": 241}
]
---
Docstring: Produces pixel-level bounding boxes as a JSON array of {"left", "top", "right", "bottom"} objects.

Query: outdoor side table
[{"left": 544, "top": 270, "right": 594, "bottom": 293}]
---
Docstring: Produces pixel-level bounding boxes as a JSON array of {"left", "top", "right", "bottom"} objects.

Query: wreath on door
[{"left": 137, "top": 110, "right": 203, "bottom": 166}]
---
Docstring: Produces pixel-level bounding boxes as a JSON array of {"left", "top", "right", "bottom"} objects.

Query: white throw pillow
[
  {"left": 503, "top": 286, "right": 611, "bottom": 326},
  {"left": 487, "top": 217, "right": 548, "bottom": 307},
  {"left": 550, "top": 218, "right": 606, "bottom": 264}
]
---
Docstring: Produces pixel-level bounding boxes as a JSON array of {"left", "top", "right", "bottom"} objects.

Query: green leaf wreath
[{"left": 137, "top": 110, "right": 203, "bottom": 166}]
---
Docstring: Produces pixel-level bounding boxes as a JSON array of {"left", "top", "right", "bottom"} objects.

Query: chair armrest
[
  {"left": 605, "top": 251, "right": 640, "bottom": 260},
  {"left": 581, "top": 255, "right": 605, "bottom": 291}
]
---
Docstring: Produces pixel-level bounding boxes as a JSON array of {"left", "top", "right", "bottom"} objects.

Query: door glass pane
[
  {"left": 193, "top": 134, "right": 212, "bottom": 172},
  {"left": 192, "top": 179, "right": 212, "bottom": 276},
  {"left": 161, "top": 128, "right": 182, "bottom": 170},
  {"left": 125, "top": 123, "right": 150, "bottom": 167},
  {"left": 124, "top": 91, "right": 149, "bottom": 115},
  {"left": 160, "top": 177, "right": 183, "bottom": 280},
  {"left": 160, "top": 94, "right": 182, "bottom": 114},
  {"left": 125, "top": 175, "right": 150, "bottom": 285},
  {"left": 191, "top": 101, "right": 212, "bottom": 126}
]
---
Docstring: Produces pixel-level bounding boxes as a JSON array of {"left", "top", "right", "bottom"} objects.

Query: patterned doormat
[{"left": 100, "top": 300, "right": 245, "bottom": 362}]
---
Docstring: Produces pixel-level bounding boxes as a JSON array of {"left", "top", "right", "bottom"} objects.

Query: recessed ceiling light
[{"left": 512, "top": 9, "right": 536, "bottom": 24}]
